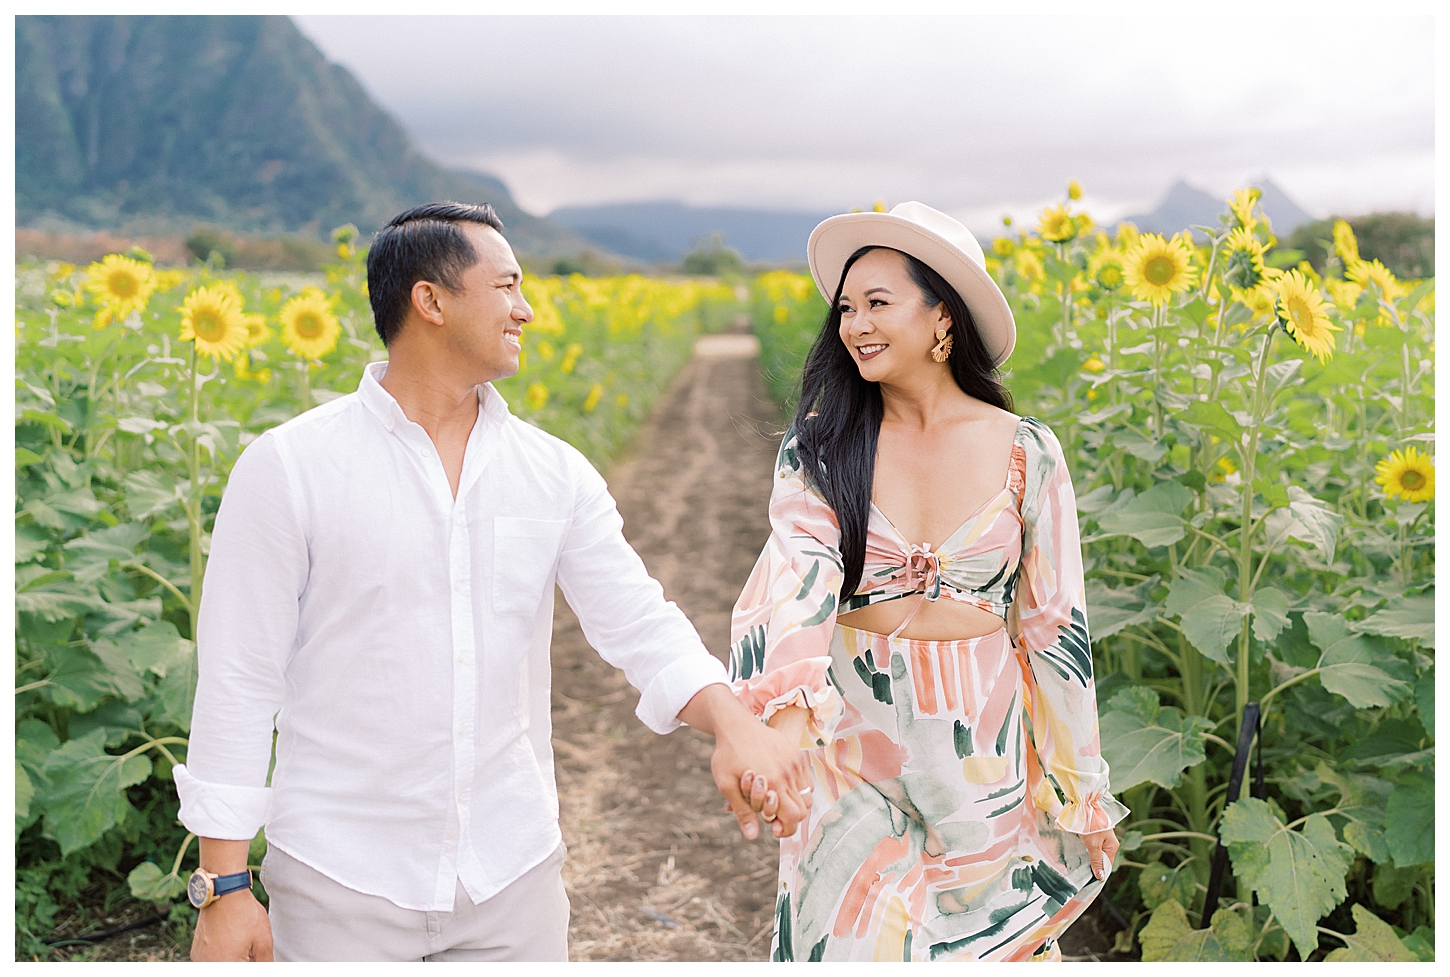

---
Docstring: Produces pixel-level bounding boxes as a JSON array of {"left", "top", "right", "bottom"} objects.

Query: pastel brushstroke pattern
[{"left": 730, "top": 416, "right": 1128, "bottom": 961}]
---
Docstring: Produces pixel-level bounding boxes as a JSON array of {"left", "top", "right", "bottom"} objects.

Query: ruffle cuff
[
  {"left": 731, "top": 655, "right": 842, "bottom": 747},
  {"left": 1037, "top": 779, "right": 1131, "bottom": 835}
]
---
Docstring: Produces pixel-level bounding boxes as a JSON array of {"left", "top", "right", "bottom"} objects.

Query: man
[{"left": 173, "top": 202, "right": 810, "bottom": 961}]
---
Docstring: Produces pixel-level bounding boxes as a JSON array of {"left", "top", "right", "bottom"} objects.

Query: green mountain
[{"left": 16, "top": 15, "right": 587, "bottom": 255}]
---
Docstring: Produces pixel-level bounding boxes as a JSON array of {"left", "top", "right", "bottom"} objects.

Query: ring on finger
[
  {"left": 762, "top": 811, "right": 777, "bottom": 822},
  {"left": 799, "top": 787, "right": 813, "bottom": 797}
]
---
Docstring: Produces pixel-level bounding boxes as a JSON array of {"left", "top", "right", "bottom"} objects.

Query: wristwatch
[{"left": 187, "top": 868, "right": 254, "bottom": 909}]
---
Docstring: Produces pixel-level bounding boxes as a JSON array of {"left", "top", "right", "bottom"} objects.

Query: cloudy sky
[{"left": 294, "top": 14, "right": 1434, "bottom": 235}]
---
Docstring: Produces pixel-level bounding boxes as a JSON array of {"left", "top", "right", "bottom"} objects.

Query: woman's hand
[{"left": 1080, "top": 828, "right": 1119, "bottom": 880}]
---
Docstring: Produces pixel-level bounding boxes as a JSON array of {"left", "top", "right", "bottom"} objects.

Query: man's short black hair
[{"left": 366, "top": 202, "right": 504, "bottom": 346}]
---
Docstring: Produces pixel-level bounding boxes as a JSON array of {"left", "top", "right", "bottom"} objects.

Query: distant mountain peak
[{"left": 1121, "top": 177, "right": 1314, "bottom": 236}]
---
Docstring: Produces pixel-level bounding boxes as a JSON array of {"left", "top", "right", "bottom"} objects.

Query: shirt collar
[{"left": 357, "top": 360, "right": 511, "bottom": 433}]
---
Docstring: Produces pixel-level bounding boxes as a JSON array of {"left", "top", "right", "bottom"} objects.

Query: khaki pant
[{"left": 260, "top": 842, "right": 569, "bottom": 961}]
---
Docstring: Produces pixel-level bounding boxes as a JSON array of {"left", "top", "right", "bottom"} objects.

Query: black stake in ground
[{"left": 1202, "top": 701, "right": 1264, "bottom": 921}]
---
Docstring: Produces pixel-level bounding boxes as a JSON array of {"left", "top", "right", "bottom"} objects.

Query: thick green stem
[
  {"left": 188, "top": 345, "right": 203, "bottom": 641},
  {"left": 1234, "top": 332, "right": 1275, "bottom": 734}
]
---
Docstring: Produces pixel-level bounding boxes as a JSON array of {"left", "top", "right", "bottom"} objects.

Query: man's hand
[
  {"left": 189, "top": 837, "right": 273, "bottom": 961},
  {"left": 191, "top": 889, "right": 274, "bottom": 961},
  {"left": 678, "top": 684, "right": 811, "bottom": 841},
  {"left": 1080, "top": 828, "right": 1120, "bottom": 881}
]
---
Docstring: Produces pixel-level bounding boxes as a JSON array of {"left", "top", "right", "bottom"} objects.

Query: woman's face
[{"left": 837, "top": 248, "right": 950, "bottom": 384}]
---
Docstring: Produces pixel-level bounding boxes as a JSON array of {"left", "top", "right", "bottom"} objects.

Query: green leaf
[
  {"left": 154, "top": 637, "right": 199, "bottom": 731},
  {"left": 1084, "top": 579, "right": 1157, "bottom": 638},
  {"left": 1095, "top": 481, "right": 1193, "bottom": 547},
  {"left": 1179, "top": 400, "right": 1243, "bottom": 441},
  {"left": 1220, "top": 799, "right": 1353, "bottom": 959},
  {"left": 15, "top": 576, "right": 106, "bottom": 623},
  {"left": 1414, "top": 669, "right": 1433, "bottom": 737},
  {"left": 127, "top": 861, "right": 187, "bottom": 903},
  {"left": 62, "top": 522, "right": 150, "bottom": 584},
  {"left": 40, "top": 730, "right": 154, "bottom": 855},
  {"left": 1179, "top": 596, "right": 1249, "bottom": 664},
  {"left": 1384, "top": 770, "right": 1434, "bottom": 867},
  {"left": 115, "top": 620, "right": 188, "bottom": 677},
  {"left": 1324, "top": 904, "right": 1417, "bottom": 961},
  {"left": 1249, "top": 586, "right": 1291, "bottom": 643},
  {"left": 89, "top": 637, "right": 148, "bottom": 703},
  {"left": 124, "top": 469, "right": 184, "bottom": 520},
  {"left": 44, "top": 645, "right": 118, "bottom": 712},
  {"left": 15, "top": 446, "right": 45, "bottom": 466},
  {"left": 1264, "top": 359, "right": 1305, "bottom": 400},
  {"left": 1108, "top": 427, "right": 1167, "bottom": 462},
  {"left": 1099, "top": 687, "right": 1212, "bottom": 791},
  {"left": 1286, "top": 486, "right": 1343, "bottom": 563},
  {"left": 1313, "top": 762, "right": 1392, "bottom": 863},
  {"left": 1371, "top": 861, "right": 1422, "bottom": 910},
  {"left": 1304, "top": 612, "right": 1410, "bottom": 708},
  {"left": 16, "top": 762, "right": 35, "bottom": 823},
  {"left": 1140, "top": 899, "right": 1193, "bottom": 962},
  {"left": 1353, "top": 591, "right": 1435, "bottom": 648},
  {"left": 1138, "top": 858, "right": 1196, "bottom": 910},
  {"left": 15, "top": 524, "right": 52, "bottom": 564}
]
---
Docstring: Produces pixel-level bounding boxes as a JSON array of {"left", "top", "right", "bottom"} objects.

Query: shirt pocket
[{"left": 492, "top": 516, "right": 567, "bottom": 618}]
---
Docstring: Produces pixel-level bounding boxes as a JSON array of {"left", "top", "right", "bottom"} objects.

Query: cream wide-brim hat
[{"left": 807, "top": 201, "right": 1016, "bottom": 366}]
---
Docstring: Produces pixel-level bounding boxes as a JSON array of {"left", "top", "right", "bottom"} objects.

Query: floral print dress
[{"left": 730, "top": 416, "right": 1128, "bottom": 962}]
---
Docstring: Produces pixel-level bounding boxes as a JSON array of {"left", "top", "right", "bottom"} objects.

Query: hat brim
[{"left": 807, "top": 213, "right": 1016, "bottom": 367}]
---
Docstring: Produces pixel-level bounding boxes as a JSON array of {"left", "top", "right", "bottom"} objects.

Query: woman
[{"left": 729, "top": 202, "right": 1127, "bottom": 962}]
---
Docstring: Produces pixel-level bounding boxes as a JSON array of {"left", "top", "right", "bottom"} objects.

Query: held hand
[
  {"left": 190, "top": 889, "right": 273, "bottom": 962},
  {"left": 677, "top": 685, "right": 812, "bottom": 840},
  {"left": 1079, "top": 828, "right": 1120, "bottom": 881}
]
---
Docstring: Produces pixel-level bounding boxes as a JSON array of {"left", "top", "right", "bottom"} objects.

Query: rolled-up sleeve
[
  {"left": 554, "top": 452, "right": 727, "bottom": 735},
  {"left": 174, "top": 432, "right": 306, "bottom": 840}
]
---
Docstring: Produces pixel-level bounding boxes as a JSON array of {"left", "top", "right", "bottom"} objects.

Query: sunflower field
[
  {"left": 752, "top": 187, "right": 1434, "bottom": 962},
  {"left": 12, "top": 237, "right": 741, "bottom": 957}
]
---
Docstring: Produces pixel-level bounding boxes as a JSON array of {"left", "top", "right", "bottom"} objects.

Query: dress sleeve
[
  {"left": 1014, "top": 419, "right": 1129, "bottom": 835},
  {"left": 728, "top": 430, "right": 845, "bottom": 747}
]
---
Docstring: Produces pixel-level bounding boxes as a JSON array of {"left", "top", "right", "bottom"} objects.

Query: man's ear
[{"left": 411, "top": 280, "right": 446, "bottom": 326}]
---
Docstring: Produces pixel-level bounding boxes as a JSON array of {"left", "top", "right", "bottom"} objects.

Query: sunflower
[
  {"left": 1083, "top": 354, "right": 1106, "bottom": 373},
  {"left": 1123, "top": 233, "right": 1197, "bottom": 305},
  {"left": 1221, "top": 226, "right": 1268, "bottom": 292},
  {"left": 525, "top": 382, "right": 549, "bottom": 410},
  {"left": 1014, "top": 249, "right": 1045, "bottom": 284},
  {"left": 1037, "top": 205, "right": 1077, "bottom": 243},
  {"left": 178, "top": 284, "right": 249, "bottom": 361},
  {"left": 560, "top": 342, "right": 583, "bottom": 374},
  {"left": 1273, "top": 270, "right": 1340, "bottom": 363},
  {"left": 1114, "top": 221, "right": 1141, "bottom": 252},
  {"left": 242, "top": 313, "right": 271, "bottom": 347},
  {"left": 1068, "top": 180, "right": 1083, "bottom": 201},
  {"left": 85, "top": 254, "right": 156, "bottom": 328},
  {"left": 233, "top": 350, "right": 273, "bottom": 385},
  {"left": 1375, "top": 446, "right": 1434, "bottom": 503},
  {"left": 279, "top": 287, "right": 341, "bottom": 360},
  {"left": 1089, "top": 247, "right": 1126, "bottom": 291},
  {"left": 1324, "top": 278, "right": 1364, "bottom": 311},
  {"left": 991, "top": 237, "right": 1014, "bottom": 257},
  {"left": 1227, "top": 188, "right": 1261, "bottom": 228},
  {"left": 1332, "top": 220, "right": 1360, "bottom": 265},
  {"left": 1346, "top": 258, "right": 1407, "bottom": 301}
]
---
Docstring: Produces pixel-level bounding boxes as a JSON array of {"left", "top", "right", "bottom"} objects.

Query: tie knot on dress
[{"left": 906, "top": 543, "right": 942, "bottom": 602}]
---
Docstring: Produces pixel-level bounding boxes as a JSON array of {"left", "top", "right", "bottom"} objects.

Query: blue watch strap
[{"left": 212, "top": 870, "right": 253, "bottom": 898}]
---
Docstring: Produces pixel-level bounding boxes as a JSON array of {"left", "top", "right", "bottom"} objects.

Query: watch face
[{"left": 187, "top": 872, "right": 210, "bottom": 908}]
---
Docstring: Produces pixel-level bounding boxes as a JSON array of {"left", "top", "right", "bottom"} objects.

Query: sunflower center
[
  {"left": 1401, "top": 470, "right": 1426, "bottom": 490},
  {"left": 1287, "top": 296, "right": 1315, "bottom": 333},
  {"left": 108, "top": 271, "right": 139, "bottom": 299},
  {"left": 1099, "top": 264, "right": 1123, "bottom": 288},
  {"left": 295, "top": 313, "right": 323, "bottom": 339},
  {"left": 193, "top": 311, "right": 228, "bottom": 342},
  {"left": 1145, "top": 256, "right": 1176, "bottom": 286}
]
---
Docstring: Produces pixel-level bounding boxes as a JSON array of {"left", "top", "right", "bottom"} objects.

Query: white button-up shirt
[{"left": 174, "top": 361, "right": 727, "bottom": 911}]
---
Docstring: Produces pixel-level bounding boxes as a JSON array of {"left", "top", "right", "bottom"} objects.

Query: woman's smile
[{"left": 856, "top": 342, "right": 888, "bottom": 360}]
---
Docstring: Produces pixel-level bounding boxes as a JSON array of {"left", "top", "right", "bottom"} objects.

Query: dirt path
[{"left": 548, "top": 326, "right": 785, "bottom": 961}]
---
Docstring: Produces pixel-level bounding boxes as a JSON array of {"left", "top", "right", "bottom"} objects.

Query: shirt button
[
  {"left": 457, "top": 654, "right": 466, "bottom": 663},
  {"left": 454, "top": 582, "right": 464, "bottom": 592}
]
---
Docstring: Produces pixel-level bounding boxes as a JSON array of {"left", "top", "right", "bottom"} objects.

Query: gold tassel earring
[{"left": 931, "top": 328, "right": 954, "bottom": 363}]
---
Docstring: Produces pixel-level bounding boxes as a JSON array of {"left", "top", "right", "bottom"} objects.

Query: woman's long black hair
[{"left": 792, "top": 246, "right": 1014, "bottom": 602}]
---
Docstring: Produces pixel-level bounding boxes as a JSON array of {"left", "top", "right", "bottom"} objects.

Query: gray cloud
[{"left": 294, "top": 15, "right": 1434, "bottom": 226}]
